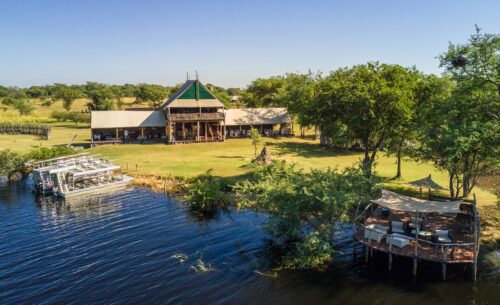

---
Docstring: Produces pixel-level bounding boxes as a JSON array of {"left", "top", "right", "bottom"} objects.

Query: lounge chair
[
  {"left": 386, "top": 233, "right": 411, "bottom": 248},
  {"left": 364, "top": 224, "right": 388, "bottom": 242},
  {"left": 390, "top": 221, "right": 406, "bottom": 234},
  {"left": 434, "top": 230, "right": 453, "bottom": 243}
]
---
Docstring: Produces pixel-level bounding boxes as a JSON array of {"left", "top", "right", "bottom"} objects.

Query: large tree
[
  {"left": 84, "top": 82, "right": 115, "bottom": 110},
  {"left": 417, "top": 27, "right": 500, "bottom": 198},
  {"left": 440, "top": 26, "right": 500, "bottom": 99},
  {"left": 54, "top": 86, "right": 82, "bottom": 111},
  {"left": 278, "top": 73, "right": 318, "bottom": 138},
  {"left": 135, "top": 84, "right": 168, "bottom": 109},
  {"left": 242, "top": 76, "right": 285, "bottom": 107},
  {"left": 313, "top": 63, "right": 419, "bottom": 177}
]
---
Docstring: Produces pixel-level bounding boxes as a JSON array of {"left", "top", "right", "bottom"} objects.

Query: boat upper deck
[{"left": 32, "top": 154, "right": 120, "bottom": 176}]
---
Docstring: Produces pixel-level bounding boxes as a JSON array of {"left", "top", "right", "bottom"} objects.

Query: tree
[
  {"left": 242, "top": 77, "right": 285, "bottom": 107},
  {"left": 312, "top": 63, "right": 419, "bottom": 177},
  {"left": 249, "top": 128, "right": 261, "bottom": 158},
  {"left": 440, "top": 26, "right": 500, "bottom": 98},
  {"left": 0, "top": 149, "right": 26, "bottom": 179},
  {"left": 14, "top": 100, "right": 35, "bottom": 115},
  {"left": 84, "top": 82, "right": 115, "bottom": 110},
  {"left": 416, "top": 27, "right": 500, "bottom": 198},
  {"left": 278, "top": 73, "right": 318, "bottom": 138},
  {"left": 54, "top": 86, "right": 81, "bottom": 111},
  {"left": 135, "top": 84, "right": 168, "bottom": 109},
  {"left": 0, "top": 85, "right": 9, "bottom": 97},
  {"left": 416, "top": 75, "right": 499, "bottom": 198}
]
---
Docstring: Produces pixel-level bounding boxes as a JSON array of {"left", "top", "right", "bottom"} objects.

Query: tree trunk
[
  {"left": 395, "top": 138, "right": 403, "bottom": 178},
  {"left": 363, "top": 146, "right": 372, "bottom": 178},
  {"left": 462, "top": 157, "right": 470, "bottom": 198},
  {"left": 449, "top": 172, "right": 455, "bottom": 198}
]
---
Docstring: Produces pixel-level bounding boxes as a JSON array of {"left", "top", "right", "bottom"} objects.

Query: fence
[{"left": 0, "top": 123, "right": 51, "bottom": 139}]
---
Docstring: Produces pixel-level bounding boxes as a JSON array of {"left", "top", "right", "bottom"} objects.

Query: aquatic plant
[
  {"left": 189, "top": 259, "right": 216, "bottom": 273},
  {"left": 170, "top": 252, "right": 188, "bottom": 264}
]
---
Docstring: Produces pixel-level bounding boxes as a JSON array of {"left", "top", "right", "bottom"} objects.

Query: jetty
[
  {"left": 354, "top": 190, "right": 480, "bottom": 281},
  {"left": 31, "top": 153, "right": 133, "bottom": 198}
]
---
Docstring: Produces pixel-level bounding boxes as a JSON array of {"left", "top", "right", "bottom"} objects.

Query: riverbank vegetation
[{"left": 234, "top": 161, "right": 379, "bottom": 268}]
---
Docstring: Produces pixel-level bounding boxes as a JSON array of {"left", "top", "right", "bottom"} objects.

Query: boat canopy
[{"left": 371, "top": 190, "right": 463, "bottom": 214}]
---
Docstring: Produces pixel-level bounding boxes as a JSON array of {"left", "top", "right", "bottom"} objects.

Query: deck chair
[
  {"left": 434, "top": 230, "right": 452, "bottom": 243},
  {"left": 391, "top": 221, "right": 406, "bottom": 234},
  {"left": 364, "top": 224, "right": 388, "bottom": 242},
  {"left": 386, "top": 233, "right": 411, "bottom": 248}
]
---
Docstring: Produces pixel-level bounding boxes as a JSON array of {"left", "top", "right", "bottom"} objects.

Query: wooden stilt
[
  {"left": 365, "top": 246, "right": 369, "bottom": 263},
  {"left": 370, "top": 248, "right": 373, "bottom": 258},
  {"left": 472, "top": 262, "right": 477, "bottom": 282},
  {"left": 388, "top": 254, "right": 393, "bottom": 271},
  {"left": 441, "top": 262, "right": 447, "bottom": 281},
  {"left": 412, "top": 258, "right": 418, "bottom": 277}
]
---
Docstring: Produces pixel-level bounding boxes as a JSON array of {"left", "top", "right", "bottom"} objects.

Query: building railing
[{"left": 167, "top": 112, "right": 225, "bottom": 122}]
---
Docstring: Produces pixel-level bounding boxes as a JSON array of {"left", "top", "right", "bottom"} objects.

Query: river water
[{"left": 0, "top": 183, "right": 498, "bottom": 305}]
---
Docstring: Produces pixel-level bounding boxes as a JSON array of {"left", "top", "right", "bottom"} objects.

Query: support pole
[
  {"left": 141, "top": 128, "right": 144, "bottom": 138},
  {"left": 441, "top": 262, "right": 447, "bottom": 281},
  {"left": 365, "top": 246, "right": 369, "bottom": 263},
  {"left": 197, "top": 121, "right": 200, "bottom": 141},
  {"left": 205, "top": 122, "right": 208, "bottom": 140},
  {"left": 370, "top": 248, "right": 373, "bottom": 258},
  {"left": 182, "top": 122, "right": 185, "bottom": 140},
  {"left": 115, "top": 128, "right": 119, "bottom": 139},
  {"left": 388, "top": 254, "right": 393, "bottom": 271},
  {"left": 412, "top": 258, "right": 418, "bottom": 278}
]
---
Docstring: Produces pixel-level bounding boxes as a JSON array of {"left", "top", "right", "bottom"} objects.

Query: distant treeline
[{"left": 0, "top": 82, "right": 245, "bottom": 114}]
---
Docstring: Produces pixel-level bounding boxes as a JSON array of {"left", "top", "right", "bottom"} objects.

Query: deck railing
[
  {"left": 355, "top": 223, "right": 477, "bottom": 262},
  {"left": 166, "top": 112, "right": 224, "bottom": 122}
]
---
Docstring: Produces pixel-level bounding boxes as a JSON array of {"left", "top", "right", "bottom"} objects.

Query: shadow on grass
[
  {"left": 216, "top": 155, "right": 245, "bottom": 159},
  {"left": 51, "top": 124, "right": 90, "bottom": 129},
  {"left": 267, "top": 141, "right": 359, "bottom": 158}
]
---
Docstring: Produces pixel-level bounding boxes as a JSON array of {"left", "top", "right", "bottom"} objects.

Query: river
[{"left": 0, "top": 182, "right": 498, "bottom": 305}]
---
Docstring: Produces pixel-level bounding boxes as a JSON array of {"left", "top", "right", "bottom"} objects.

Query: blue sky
[{"left": 0, "top": 0, "right": 499, "bottom": 88}]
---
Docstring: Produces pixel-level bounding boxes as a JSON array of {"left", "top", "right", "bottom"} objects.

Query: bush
[
  {"left": 51, "top": 111, "right": 90, "bottom": 125},
  {"left": 185, "top": 170, "right": 230, "bottom": 213},
  {"left": 0, "top": 146, "right": 75, "bottom": 180},
  {"left": 234, "top": 161, "right": 379, "bottom": 269}
]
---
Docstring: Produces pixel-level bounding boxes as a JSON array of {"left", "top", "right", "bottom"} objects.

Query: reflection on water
[{"left": 0, "top": 182, "right": 498, "bottom": 305}]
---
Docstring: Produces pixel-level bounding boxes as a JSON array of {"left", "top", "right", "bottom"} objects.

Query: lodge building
[{"left": 90, "top": 79, "right": 291, "bottom": 145}]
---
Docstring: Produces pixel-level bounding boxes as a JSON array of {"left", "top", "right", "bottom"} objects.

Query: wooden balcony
[{"left": 167, "top": 112, "right": 224, "bottom": 122}]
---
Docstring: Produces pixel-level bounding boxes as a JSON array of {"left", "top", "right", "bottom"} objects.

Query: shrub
[
  {"left": 234, "top": 161, "right": 379, "bottom": 269},
  {"left": 185, "top": 170, "right": 230, "bottom": 213}
]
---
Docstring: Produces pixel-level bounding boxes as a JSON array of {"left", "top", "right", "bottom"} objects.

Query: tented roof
[
  {"left": 371, "top": 190, "right": 463, "bottom": 214},
  {"left": 408, "top": 175, "right": 445, "bottom": 190},
  {"left": 160, "top": 80, "right": 225, "bottom": 108},
  {"left": 91, "top": 111, "right": 166, "bottom": 129},
  {"left": 225, "top": 108, "right": 291, "bottom": 126}
]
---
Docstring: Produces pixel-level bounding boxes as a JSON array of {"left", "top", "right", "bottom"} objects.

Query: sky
[{"left": 0, "top": 0, "right": 499, "bottom": 88}]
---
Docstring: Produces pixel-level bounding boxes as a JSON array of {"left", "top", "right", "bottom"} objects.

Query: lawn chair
[
  {"left": 390, "top": 221, "right": 406, "bottom": 234},
  {"left": 364, "top": 224, "right": 388, "bottom": 242},
  {"left": 386, "top": 233, "right": 411, "bottom": 248},
  {"left": 434, "top": 230, "right": 453, "bottom": 243}
]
